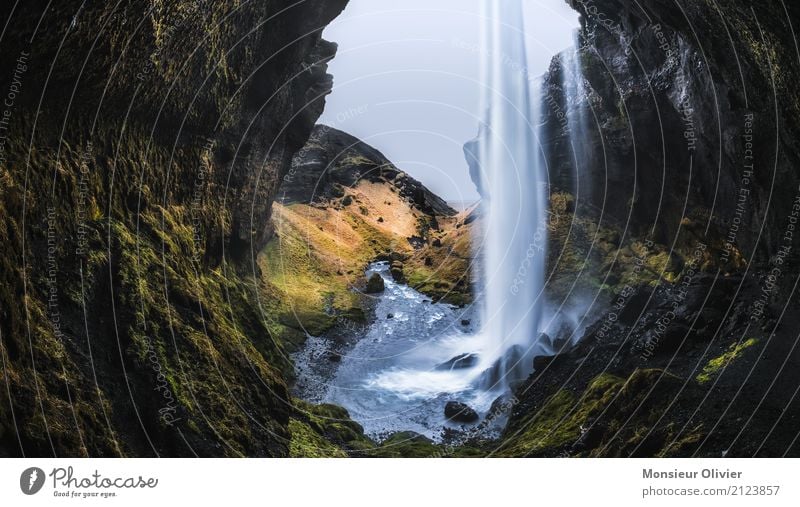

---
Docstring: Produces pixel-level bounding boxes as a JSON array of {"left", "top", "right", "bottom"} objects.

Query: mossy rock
[
  {"left": 499, "top": 368, "right": 701, "bottom": 457},
  {"left": 290, "top": 400, "right": 376, "bottom": 456},
  {"left": 366, "top": 431, "right": 442, "bottom": 458},
  {"left": 365, "top": 273, "right": 385, "bottom": 293},
  {"left": 696, "top": 338, "right": 759, "bottom": 383},
  {"left": 289, "top": 419, "right": 348, "bottom": 458}
]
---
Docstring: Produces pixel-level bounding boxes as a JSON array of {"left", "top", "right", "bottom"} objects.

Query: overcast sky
[{"left": 320, "top": 0, "right": 579, "bottom": 202}]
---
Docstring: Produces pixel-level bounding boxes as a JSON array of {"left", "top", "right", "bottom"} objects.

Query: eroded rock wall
[{"left": 0, "top": 0, "right": 347, "bottom": 457}]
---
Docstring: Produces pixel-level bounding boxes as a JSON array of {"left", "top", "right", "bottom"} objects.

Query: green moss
[
  {"left": 289, "top": 400, "right": 376, "bottom": 456},
  {"left": 499, "top": 373, "right": 625, "bottom": 456},
  {"left": 498, "top": 369, "right": 703, "bottom": 457},
  {"left": 365, "top": 432, "right": 442, "bottom": 458},
  {"left": 288, "top": 419, "right": 348, "bottom": 458},
  {"left": 646, "top": 251, "right": 682, "bottom": 282},
  {"left": 696, "top": 338, "right": 759, "bottom": 383}
]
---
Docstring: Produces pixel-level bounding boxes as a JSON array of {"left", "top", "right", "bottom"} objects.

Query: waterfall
[
  {"left": 475, "top": 0, "right": 548, "bottom": 390},
  {"left": 561, "top": 31, "right": 590, "bottom": 206}
]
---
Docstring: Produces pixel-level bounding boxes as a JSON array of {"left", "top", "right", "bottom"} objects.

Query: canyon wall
[
  {"left": 498, "top": 0, "right": 800, "bottom": 457},
  {"left": 0, "top": 0, "right": 346, "bottom": 457},
  {"left": 544, "top": 0, "right": 800, "bottom": 260}
]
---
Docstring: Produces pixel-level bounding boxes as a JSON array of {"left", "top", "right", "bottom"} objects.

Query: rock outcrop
[
  {"left": 281, "top": 125, "right": 456, "bottom": 218},
  {"left": 0, "top": 0, "right": 347, "bottom": 457},
  {"left": 544, "top": 0, "right": 800, "bottom": 260},
  {"left": 498, "top": 0, "right": 800, "bottom": 457}
]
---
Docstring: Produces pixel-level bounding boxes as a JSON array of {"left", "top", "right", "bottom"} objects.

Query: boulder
[
  {"left": 390, "top": 261, "right": 405, "bottom": 282},
  {"left": 444, "top": 402, "right": 480, "bottom": 423},
  {"left": 435, "top": 353, "right": 479, "bottom": 371},
  {"left": 365, "top": 273, "right": 385, "bottom": 293}
]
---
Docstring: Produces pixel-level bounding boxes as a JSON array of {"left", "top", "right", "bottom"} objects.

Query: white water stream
[{"left": 295, "top": 0, "right": 587, "bottom": 441}]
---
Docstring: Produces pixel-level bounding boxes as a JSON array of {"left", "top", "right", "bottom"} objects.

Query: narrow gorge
[{"left": 1, "top": 0, "right": 799, "bottom": 459}]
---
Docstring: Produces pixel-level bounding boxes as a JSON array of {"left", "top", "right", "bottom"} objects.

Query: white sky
[{"left": 320, "top": 0, "right": 580, "bottom": 202}]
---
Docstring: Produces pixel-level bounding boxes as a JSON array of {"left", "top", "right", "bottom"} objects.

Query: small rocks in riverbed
[
  {"left": 444, "top": 401, "right": 480, "bottom": 423},
  {"left": 365, "top": 273, "right": 385, "bottom": 293}
]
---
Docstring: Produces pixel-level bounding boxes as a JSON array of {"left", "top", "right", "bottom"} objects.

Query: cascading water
[
  {"left": 474, "top": 0, "right": 549, "bottom": 390},
  {"left": 294, "top": 0, "right": 579, "bottom": 439},
  {"left": 561, "top": 31, "right": 590, "bottom": 206}
]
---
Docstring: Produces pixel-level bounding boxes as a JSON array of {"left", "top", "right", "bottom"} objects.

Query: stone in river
[
  {"left": 444, "top": 401, "right": 480, "bottom": 423},
  {"left": 365, "top": 273, "right": 385, "bottom": 293},
  {"left": 435, "top": 353, "right": 479, "bottom": 371}
]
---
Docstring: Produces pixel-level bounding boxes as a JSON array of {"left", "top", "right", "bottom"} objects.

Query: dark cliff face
[
  {"left": 0, "top": 1, "right": 346, "bottom": 457},
  {"left": 1, "top": 0, "right": 347, "bottom": 260},
  {"left": 497, "top": 1, "right": 800, "bottom": 457},
  {"left": 543, "top": 0, "right": 800, "bottom": 261}
]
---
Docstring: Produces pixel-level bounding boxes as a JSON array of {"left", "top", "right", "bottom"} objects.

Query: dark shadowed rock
[
  {"left": 390, "top": 261, "right": 405, "bottom": 282},
  {"left": 444, "top": 402, "right": 480, "bottom": 424},
  {"left": 365, "top": 273, "right": 385, "bottom": 293},
  {"left": 533, "top": 353, "right": 572, "bottom": 371}
]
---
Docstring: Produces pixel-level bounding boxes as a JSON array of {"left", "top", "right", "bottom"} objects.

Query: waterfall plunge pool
[{"left": 292, "top": 262, "right": 509, "bottom": 442}]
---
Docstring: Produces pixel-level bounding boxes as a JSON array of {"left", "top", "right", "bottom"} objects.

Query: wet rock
[
  {"left": 478, "top": 345, "right": 527, "bottom": 387},
  {"left": 444, "top": 402, "right": 480, "bottom": 423},
  {"left": 365, "top": 273, "right": 385, "bottom": 293},
  {"left": 436, "top": 353, "right": 479, "bottom": 371},
  {"left": 461, "top": 319, "right": 471, "bottom": 326},
  {"left": 387, "top": 313, "right": 394, "bottom": 319},
  {"left": 487, "top": 393, "right": 518, "bottom": 424},
  {"left": 390, "top": 261, "right": 405, "bottom": 282}
]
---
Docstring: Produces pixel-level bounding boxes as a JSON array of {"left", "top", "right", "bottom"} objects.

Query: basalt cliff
[
  {"left": 0, "top": 0, "right": 348, "bottom": 457},
  {"left": 495, "top": 0, "right": 800, "bottom": 457}
]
